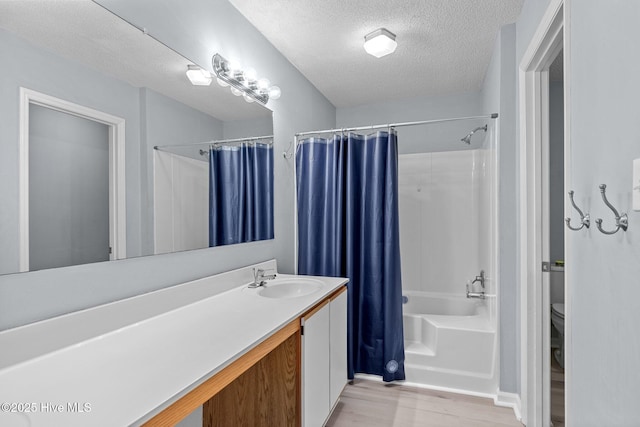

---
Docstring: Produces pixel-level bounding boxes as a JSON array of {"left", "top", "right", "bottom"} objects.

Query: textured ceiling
[
  {"left": 229, "top": 0, "right": 524, "bottom": 107},
  {"left": 0, "top": 0, "right": 271, "bottom": 122}
]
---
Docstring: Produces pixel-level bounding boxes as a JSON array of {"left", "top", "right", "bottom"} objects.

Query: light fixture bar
[{"left": 212, "top": 53, "right": 279, "bottom": 105}]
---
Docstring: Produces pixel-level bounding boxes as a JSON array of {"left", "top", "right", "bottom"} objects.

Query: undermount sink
[{"left": 256, "top": 278, "right": 324, "bottom": 299}]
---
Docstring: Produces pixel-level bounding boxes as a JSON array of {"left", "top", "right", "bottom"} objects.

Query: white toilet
[{"left": 551, "top": 303, "right": 564, "bottom": 368}]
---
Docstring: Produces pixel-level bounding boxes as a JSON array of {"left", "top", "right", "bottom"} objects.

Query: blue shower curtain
[
  {"left": 209, "top": 143, "right": 274, "bottom": 247},
  {"left": 297, "top": 131, "right": 405, "bottom": 382}
]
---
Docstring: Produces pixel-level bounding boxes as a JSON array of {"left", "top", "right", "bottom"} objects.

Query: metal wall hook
[
  {"left": 283, "top": 140, "right": 294, "bottom": 159},
  {"left": 595, "top": 184, "right": 628, "bottom": 235},
  {"left": 565, "top": 190, "right": 590, "bottom": 231}
]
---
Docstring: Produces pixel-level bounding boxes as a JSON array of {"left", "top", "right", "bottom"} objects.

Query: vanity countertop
[{"left": 0, "top": 262, "right": 348, "bottom": 427}]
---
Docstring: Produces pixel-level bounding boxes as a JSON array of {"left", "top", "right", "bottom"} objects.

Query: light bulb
[
  {"left": 268, "top": 86, "right": 281, "bottom": 100},
  {"left": 216, "top": 77, "right": 229, "bottom": 87},
  {"left": 226, "top": 60, "right": 242, "bottom": 80},
  {"left": 230, "top": 87, "right": 243, "bottom": 96},
  {"left": 228, "top": 60, "right": 241, "bottom": 73},
  {"left": 257, "top": 78, "right": 270, "bottom": 90},
  {"left": 243, "top": 93, "right": 255, "bottom": 103},
  {"left": 243, "top": 67, "right": 257, "bottom": 82}
]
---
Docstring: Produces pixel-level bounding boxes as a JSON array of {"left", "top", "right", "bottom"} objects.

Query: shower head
[{"left": 461, "top": 124, "right": 488, "bottom": 144}]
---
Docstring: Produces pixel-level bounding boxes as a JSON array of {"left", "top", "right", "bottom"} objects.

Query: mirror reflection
[
  {"left": 0, "top": 1, "right": 273, "bottom": 275},
  {"left": 154, "top": 136, "right": 274, "bottom": 254}
]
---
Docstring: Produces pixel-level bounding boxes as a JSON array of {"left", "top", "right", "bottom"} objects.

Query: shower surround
[{"left": 398, "top": 138, "right": 498, "bottom": 395}]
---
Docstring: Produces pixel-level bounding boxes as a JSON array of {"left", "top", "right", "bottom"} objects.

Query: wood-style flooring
[
  {"left": 325, "top": 379, "right": 523, "bottom": 427},
  {"left": 551, "top": 349, "right": 565, "bottom": 427}
]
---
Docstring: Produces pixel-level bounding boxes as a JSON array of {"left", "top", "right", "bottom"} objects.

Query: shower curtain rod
[
  {"left": 154, "top": 134, "right": 274, "bottom": 151},
  {"left": 294, "top": 113, "right": 498, "bottom": 137}
]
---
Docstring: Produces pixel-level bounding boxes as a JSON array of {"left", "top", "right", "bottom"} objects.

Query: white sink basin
[{"left": 256, "top": 278, "right": 324, "bottom": 299}]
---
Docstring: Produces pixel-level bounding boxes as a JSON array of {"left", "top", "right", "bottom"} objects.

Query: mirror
[
  {"left": 154, "top": 137, "right": 274, "bottom": 254},
  {"left": 0, "top": 1, "right": 273, "bottom": 275}
]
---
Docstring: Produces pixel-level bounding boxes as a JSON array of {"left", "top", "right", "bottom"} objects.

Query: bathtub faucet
[
  {"left": 466, "top": 270, "right": 485, "bottom": 299},
  {"left": 472, "top": 270, "right": 485, "bottom": 289}
]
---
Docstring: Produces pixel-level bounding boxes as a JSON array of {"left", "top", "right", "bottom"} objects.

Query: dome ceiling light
[{"left": 363, "top": 28, "right": 397, "bottom": 58}]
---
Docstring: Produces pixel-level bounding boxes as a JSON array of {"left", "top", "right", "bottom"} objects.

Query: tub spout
[
  {"left": 466, "top": 270, "right": 486, "bottom": 299},
  {"left": 466, "top": 285, "right": 486, "bottom": 299}
]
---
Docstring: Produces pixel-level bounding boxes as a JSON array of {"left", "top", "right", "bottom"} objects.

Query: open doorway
[
  {"left": 548, "top": 49, "right": 565, "bottom": 427},
  {"left": 518, "top": 0, "right": 568, "bottom": 425},
  {"left": 19, "top": 88, "right": 126, "bottom": 271}
]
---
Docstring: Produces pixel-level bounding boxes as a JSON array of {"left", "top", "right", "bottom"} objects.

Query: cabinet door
[
  {"left": 329, "top": 290, "right": 348, "bottom": 409},
  {"left": 302, "top": 302, "right": 330, "bottom": 427}
]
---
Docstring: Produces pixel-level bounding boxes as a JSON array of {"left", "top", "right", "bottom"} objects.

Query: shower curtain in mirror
[
  {"left": 296, "top": 130, "right": 405, "bottom": 382},
  {"left": 209, "top": 142, "right": 273, "bottom": 247}
]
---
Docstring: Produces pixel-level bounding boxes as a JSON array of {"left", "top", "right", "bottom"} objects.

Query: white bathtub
[{"left": 402, "top": 291, "right": 497, "bottom": 395}]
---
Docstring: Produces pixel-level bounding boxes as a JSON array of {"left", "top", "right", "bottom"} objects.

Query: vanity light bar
[{"left": 212, "top": 53, "right": 280, "bottom": 105}]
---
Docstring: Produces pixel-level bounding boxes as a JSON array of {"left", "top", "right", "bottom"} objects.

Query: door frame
[
  {"left": 18, "top": 87, "right": 126, "bottom": 271},
  {"left": 518, "top": 0, "right": 569, "bottom": 425}
]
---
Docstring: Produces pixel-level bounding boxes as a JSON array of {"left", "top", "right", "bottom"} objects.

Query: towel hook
[
  {"left": 595, "top": 184, "right": 628, "bottom": 235},
  {"left": 565, "top": 190, "right": 590, "bottom": 231},
  {"left": 283, "top": 140, "right": 294, "bottom": 159}
]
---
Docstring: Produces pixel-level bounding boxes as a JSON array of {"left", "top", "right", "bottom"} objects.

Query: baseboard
[
  {"left": 354, "top": 374, "right": 522, "bottom": 422},
  {"left": 494, "top": 390, "right": 522, "bottom": 422},
  {"left": 353, "top": 373, "right": 496, "bottom": 400}
]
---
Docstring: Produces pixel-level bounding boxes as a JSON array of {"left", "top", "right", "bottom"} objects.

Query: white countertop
[{"left": 0, "top": 261, "right": 347, "bottom": 427}]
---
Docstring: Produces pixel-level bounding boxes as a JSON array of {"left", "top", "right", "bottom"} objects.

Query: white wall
[
  {"left": 399, "top": 150, "right": 487, "bottom": 297},
  {"left": 154, "top": 151, "right": 209, "bottom": 254},
  {"left": 566, "top": 1, "right": 640, "bottom": 424}
]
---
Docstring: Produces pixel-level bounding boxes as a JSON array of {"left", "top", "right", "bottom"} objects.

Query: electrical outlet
[{"left": 634, "top": 159, "right": 640, "bottom": 211}]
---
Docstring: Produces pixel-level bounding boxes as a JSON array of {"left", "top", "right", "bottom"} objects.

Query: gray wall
[
  {"left": 96, "top": 0, "right": 336, "bottom": 275},
  {"left": 481, "top": 23, "right": 519, "bottom": 394},
  {"left": 29, "top": 105, "right": 110, "bottom": 270},
  {"left": 567, "top": 1, "right": 640, "bottom": 424},
  {"left": 0, "top": 0, "right": 335, "bottom": 330},
  {"left": 549, "top": 81, "right": 565, "bottom": 263},
  {"left": 0, "top": 27, "right": 142, "bottom": 274},
  {"left": 336, "top": 92, "right": 486, "bottom": 154},
  {"left": 512, "top": 0, "right": 640, "bottom": 421},
  {"left": 223, "top": 116, "right": 273, "bottom": 140},
  {"left": 504, "top": 0, "right": 557, "bottom": 399}
]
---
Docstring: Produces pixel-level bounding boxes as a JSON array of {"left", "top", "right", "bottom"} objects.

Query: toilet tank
[{"left": 550, "top": 267, "right": 565, "bottom": 304}]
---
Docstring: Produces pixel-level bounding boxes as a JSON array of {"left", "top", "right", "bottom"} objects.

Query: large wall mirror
[{"left": 0, "top": 1, "right": 273, "bottom": 276}]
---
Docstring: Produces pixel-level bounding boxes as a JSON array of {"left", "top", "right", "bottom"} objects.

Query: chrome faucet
[
  {"left": 472, "top": 270, "right": 485, "bottom": 289},
  {"left": 466, "top": 270, "right": 485, "bottom": 299},
  {"left": 249, "top": 268, "right": 277, "bottom": 288}
]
